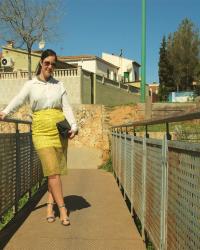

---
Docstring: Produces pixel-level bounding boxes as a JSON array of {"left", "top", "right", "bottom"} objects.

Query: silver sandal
[
  {"left": 59, "top": 204, "right": 70, "bottom": 226},
  {"left": 46, "top": 202, "right": 56, "bottom": 223}
]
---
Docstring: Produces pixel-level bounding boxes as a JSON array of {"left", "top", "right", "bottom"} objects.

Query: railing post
[
  {"left": 145, "top": 125, "right": 149, "bottom": 138},
  {"left": 166, "top": 122, "right": 171, "bottom": 140},
  {"left": 119, "top": 127, "right": 122, "bottom": 188},
  {"left": 130, "top": 129, "right": 135, "bottom": 216},
  {"left": 111, "top": 128, "right": 115, "bottom": 175},
  {"left": 160, "top": 135, "right": 168, "bottom": 250},
  {"left": 29, "top": 124, "right": 33, "bottom": 199},
  {"left": 141, "top": 136, "right": 147, "bottom": 240},
  {"left": 124, "top": 127, "right": 127, "bottom": 199},
  {"left": 115, "top": 129, "right": 118, "bottom": 177},
  {"left": 134, "top": 126, "right": 136, "bottom": 136},
  {"left": 14, "top": 123, "right": 20, "bottom": 214}
]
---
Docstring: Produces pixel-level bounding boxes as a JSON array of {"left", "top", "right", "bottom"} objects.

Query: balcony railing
[{"left": 0, "top": 68, "right": 79, "bottom": 80}]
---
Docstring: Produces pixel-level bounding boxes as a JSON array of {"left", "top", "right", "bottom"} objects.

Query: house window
[{"left": 124, "top": 72, "right": 129, "bottom": 82}]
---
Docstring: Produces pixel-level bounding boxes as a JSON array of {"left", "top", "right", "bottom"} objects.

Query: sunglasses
[{"left": 43, "top": 61, "right": 56, "bottom": 67}]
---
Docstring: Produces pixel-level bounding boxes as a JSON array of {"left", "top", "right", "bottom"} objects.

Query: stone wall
[
  {"left": 0, "top": 103, "right": 145, "bottom": 162},
  {"left": 150, "top": 102, "right": 198, "bottom": 119},
  {"left": 1, "top": 102, "right": 200, "bottom": 163}
]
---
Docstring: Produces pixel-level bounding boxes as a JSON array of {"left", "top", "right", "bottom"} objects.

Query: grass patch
[
  {"left": 0, "top": 179, "right": 46, "bottom": 231},
  {"left": 0, "top": 208, "right": 14, "bottom": 230},
  {"left": 99, "top": 157, "right": 113, "bottom": 172}
]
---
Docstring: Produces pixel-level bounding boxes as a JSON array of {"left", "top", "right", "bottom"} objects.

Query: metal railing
[
  {"left": 111, "top": 111, "right": 200, "bottom": 250},
  {"left": 0, "top": 118, "right": 45, "bottom": 225}
]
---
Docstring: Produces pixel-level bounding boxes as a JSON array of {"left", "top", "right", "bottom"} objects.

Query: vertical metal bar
[
  {"left": 119, "top": 127, "right": 122, "bottom": 188},
  {"left": 145, "top": 125, "right": 149, "bottom": 138},
  {"left": 130, "top": 132, "right": 135, "bottom": 216},
  {"left": 166, "top": 122, "right": 171, "bottom": 140},
  {"left": 160, "top": 135, "right": 168, "bottom": 250},
  {"left": 115, "top": 128, "right": 118, "bottom": 181},
  {"left": 14, "top": 123, "right": 20, "bottom": 214},
  {"left": 124, "top": 128, "right": 127, "bottom": 200},
  {"left": 114, "top": 129, "right": 117, "bottom": 178},
  {"left": 141, "top": 136, "right": 147, "bottom": 240},
  {"left": 29, "top": 124, "right": 33, "bottom": 199},
  {"left": 111, "top": 130, "right": 114, "bottom": 174},
  {"left": 134, "top": 126, "right": 136, "bottom": 136},
  {"left": 140, "top": 0, "right": 146, "bottom": 102}
]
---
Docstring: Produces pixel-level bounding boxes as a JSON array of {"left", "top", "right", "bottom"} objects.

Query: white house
[
  {"left": 102, "top": 52, "right": 140, "bottom": 82},
  {"left": 59, "top": 55, "right": 119, "bottom": 81}
]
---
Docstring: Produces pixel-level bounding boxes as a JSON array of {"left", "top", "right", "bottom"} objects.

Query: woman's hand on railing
[{"left": 0, "top": 111, "right": 6, "bottom": 120}]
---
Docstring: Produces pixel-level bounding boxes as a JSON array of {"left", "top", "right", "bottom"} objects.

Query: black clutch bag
[{"left": 56, "top": 119, "right": 71, "bottom": 138}]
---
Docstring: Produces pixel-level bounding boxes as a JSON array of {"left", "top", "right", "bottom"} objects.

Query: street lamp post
[{"left": 140, "top": 0, "right": 146, "bottom": 102}]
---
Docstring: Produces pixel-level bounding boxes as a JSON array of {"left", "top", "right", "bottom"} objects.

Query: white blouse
[{"left": 3, "top": 77, "right": 78, "bottom": 132}]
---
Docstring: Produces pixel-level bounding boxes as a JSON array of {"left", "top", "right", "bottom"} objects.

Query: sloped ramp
[
  {"left": 5, "top": 170, "right": 145, "bottom": 250},
  {"left": 67, "top": 146, "right": 103, "bottom": 169}
]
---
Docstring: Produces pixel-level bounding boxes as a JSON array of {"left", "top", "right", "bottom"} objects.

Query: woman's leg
[
  {"left": 48, "top": 175, "right": 69, "bottom": 223},
  {"left": 46, "top": 189, "right": 55, "bottom": 220},
  {"left": 47, "top": 188, "right": 54, "bottom": 203}
]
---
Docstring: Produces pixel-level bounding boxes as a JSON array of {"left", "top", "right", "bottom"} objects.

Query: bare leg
[
  {"left": 48, "top": 175, "right": 69, "bottom": 224},
  {"left": 46, "top": 189, "right": 55, "bottom": 220},
  {"left": 47, "top": 189, "right": 54, "bottom": 203}
]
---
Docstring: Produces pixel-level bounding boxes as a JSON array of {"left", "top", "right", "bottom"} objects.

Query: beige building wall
[
  {"left": 0, "top": 76, "right": 82, "bottom": 106},
  {"left": 66, "top": 59, "right": 96, "bottom": 73},
  {"left": 2, "top": 47, "right": 40, "bottom": 72},
  {"left": 96, "top": 60, "right": 118, "bottom": 80},
  {"left": 102, "top": 52, "right": 140, "bottom": 82},
  {"left": 81, "top": 70, "right": 92, "bottom": 104},
  {"left": 0, "top": 67, "right": 140, "bottom": 107}
]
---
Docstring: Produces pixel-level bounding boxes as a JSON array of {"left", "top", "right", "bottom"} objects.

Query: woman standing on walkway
[{"left": 0, "top": 49, "right": 78, "bottom": 226}]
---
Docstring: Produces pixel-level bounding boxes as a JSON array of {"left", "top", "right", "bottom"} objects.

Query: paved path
[
  {"left": 5, "top": 170, "right": 145, "bottom": 250},
  {"left": 67, "top": 146, "right": 103, "bottom": 169}
]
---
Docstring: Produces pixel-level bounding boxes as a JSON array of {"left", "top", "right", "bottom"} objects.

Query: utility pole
[{"left": 140, "top": 0, "right": 146, "bottom": 102}]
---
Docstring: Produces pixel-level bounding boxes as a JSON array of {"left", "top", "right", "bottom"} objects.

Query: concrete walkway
[{"left": 4, "top": 170, "right": 145, "bottom": 250}]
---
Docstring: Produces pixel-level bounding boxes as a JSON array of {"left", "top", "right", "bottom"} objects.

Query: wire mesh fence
[
  {"left": 0, "top": 118, "right": 45, "bottom": 230},
  {"left": 111, "top": 111, "right": 200, "bottom": 250}
]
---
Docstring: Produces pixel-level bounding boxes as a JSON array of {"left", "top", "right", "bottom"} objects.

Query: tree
[
  {"left": 167, "top": 18, "right": 200, "bottom": 91},
  {"left": 158, "top": 36, "right": 174, "bottom": 101},
  {"left": 0, "top": 0, "right": 61, "bottom": 79}
]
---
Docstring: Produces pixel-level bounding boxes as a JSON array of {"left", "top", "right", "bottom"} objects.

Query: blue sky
[{"left": 3, "top": 0, "right": 200, "bottom": 83}]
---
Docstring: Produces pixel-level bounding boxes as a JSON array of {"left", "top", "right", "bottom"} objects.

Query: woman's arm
[{"left": 2, "top": 82, "right": 31, "bottom": 116}]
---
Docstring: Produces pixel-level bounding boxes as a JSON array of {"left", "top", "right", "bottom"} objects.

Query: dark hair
[
  {"left": 36, "top": 49, "right": 57, "bottom": 75},
  {"left": 41, "top": 49, "right": 57, "bottom": 62}
]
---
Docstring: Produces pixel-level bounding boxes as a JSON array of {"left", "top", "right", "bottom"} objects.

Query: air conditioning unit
[{"left": 1, "top": 57, "right": 13, "bottom": 67}]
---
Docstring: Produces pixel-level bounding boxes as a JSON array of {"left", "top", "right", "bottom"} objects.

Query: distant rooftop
[{"left": 59, "top": 55, "right": 119, "bottom": 69}]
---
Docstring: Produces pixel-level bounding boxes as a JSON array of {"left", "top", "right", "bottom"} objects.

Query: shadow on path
[{"left": 0, "top": 183, "right": 47, "bottom": 250}]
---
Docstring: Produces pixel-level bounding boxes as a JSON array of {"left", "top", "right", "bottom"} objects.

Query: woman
[{"left": 0, "top": 49, "right": 78, "bottom": 226}]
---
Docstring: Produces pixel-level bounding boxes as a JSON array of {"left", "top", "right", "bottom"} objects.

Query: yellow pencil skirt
[{"left": 32, "top": 109, "right": 68, "bottom": 177}]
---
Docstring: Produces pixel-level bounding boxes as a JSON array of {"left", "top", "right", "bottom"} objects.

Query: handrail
[
  {"left": 112, "top": 109, "right": 200, "bottom": 128},
  {"left": 0, "top": 117, "right": 31, "bottom": 125}
]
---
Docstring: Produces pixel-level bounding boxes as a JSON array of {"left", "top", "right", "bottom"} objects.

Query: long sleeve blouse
[{"left": 2, "top": 77, "right": 78, "bottom": 132}]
